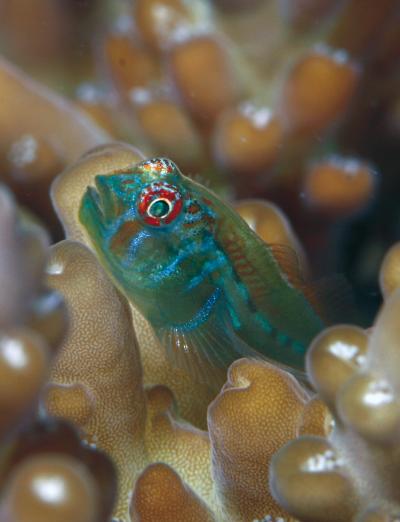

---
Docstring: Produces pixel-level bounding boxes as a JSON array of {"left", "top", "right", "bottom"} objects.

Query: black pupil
[{"left": 149, "top": 199, "right": 170, "bottom": 218}]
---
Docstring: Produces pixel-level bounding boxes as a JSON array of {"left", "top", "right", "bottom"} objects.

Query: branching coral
[
  {"left": 0, "top": 185, "right": 55, "bottom": 437},
  {"left": 0, "top": 184, "right": 116, "bottom": 522},
  {"left": 2, "top": 454, "right": 99, "bottom": 522},
  {"left": 235, "top": 199, "right": 308, "bottom": 274},
  {"left": 0, "top": 55, "right": 107, "bottom": 161},
  {"left": 144, "top": 385, "right": 214, "bottom": 507},
  {"left": 302, "top": 156, "right": 377, "bottom": 218},
  {"left": 46, "top": 142, "right": 379, "bottom": 522},
  {"left": 89, "top": 0, "right": 397, "bottom": 299},
  {"left": 45, "top": 240, "right": 147, "bottom": 520},
  {"left": 270, "top": 287, "right": 400, "bottom": 521},
  {"left": 0, "top": 56, "right": 108, "bottom": 235},
  {"left": 208, "top": 358, "right": 329, "bottom": 522},
  {"left": 130, "top": 463, "right": 216, "bottom": 522},
  {"left": 379, "top": 243, "right": 400, "bottom": 299},
  {"left": 1, "top": 0, "right": 398, "bottom": 304},
  {"left": 0, "top": 1, "right": 399, "bottom": 521}
]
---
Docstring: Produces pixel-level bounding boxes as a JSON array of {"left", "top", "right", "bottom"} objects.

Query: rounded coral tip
[{"left": 0, "top": 454, "right": 99, "bottom": 522}]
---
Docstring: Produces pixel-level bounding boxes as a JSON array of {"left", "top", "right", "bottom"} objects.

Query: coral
[
  {"left": 51, "top": 142, "right": 143, "bottom": 243},
  {"left": 208, "top": 358, "right": 328, "bottom": 522},
  {"left": 44, "top": 240, "right": 147, "bottom": 521},
  {"left": 1, "top": 0, "right": 398, "bottom": 307},
  {"left": 0, "top": 56, "right": 108, "bottom": 235},
  {"left": 0, "top": 0, "right": 102, "bottom": 70},
  {"left": 0, "top": 419, "right": 117, "bottom": 522},
  {"left": 89, "top": 0, "right": 398, "bottom": 306},
  {"left": 279, "top": 46, "right": 359, "bottom": 135},
  {"left": 0, "top": 186, "right": 47, "bottom": 331},
  {"left": 168, "top": 34, "right": 240, "bottom": 124},
  {"left": 144, "top": 386, "right": 214, "bottom": 507},
  {"left": 235, "top": 199, "right": 308, "bottom": 273},
  {"left": 38, "top": 216, "right": 329, "bottom": 521},
  {"left": 214, "top": 104, "right": 284, "bottom": 188},
  {"left": 270, "top": 286, "right": 400, "bottom": 520},
  {"left": 30, "top": 204, "right": 330, "bottom": 521},
  {"left": 0, "top": 184, "right": 116, "bottom": 522},
  {"left": 0, "top": 185, "right": 54, "bottom": 437},
  {"left": 130, "top": 463, "right": 216, "bottom": 522},
  {"left": 302, "top": 156, "right": 377, "bottom": 218},
  {"left": 1, "top": 454, "right": 99, "bottom": 522},
  {"left": 379, "top": 243, "right": 400, "bottom": 299},
  {"left": 0, "top": 1, "right": 399, "bottom": 521},
  {"left": 0, "top": 56, "right": 107, "bottom": 167}
]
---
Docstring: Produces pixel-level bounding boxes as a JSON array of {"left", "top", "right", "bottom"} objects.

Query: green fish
[{"left": 80, "top": 157, "right": 343, "bottom": 385}]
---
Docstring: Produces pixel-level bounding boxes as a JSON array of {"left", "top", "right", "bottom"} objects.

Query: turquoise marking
[
  {"left": 105, "top": 207, "right": 138, "bottom": 243},
  {"left": 184, "top": 212, "right": 204, "bottom": 224},
  {"left": 141, "top": 235, "right": 215, "bottom": 288},
  {"left": 186, "top": 254, "right": 226, "bottom": 291},
  {"left": 292, "top": 340, "right": 306, "bottom": 354},
  {"left": 171, "top": 287, "right": 222, "bottom": 332},
  {"left": 124, "top": 229, "right": 151, "bottom": 265},
  {"left": 277, "top": 332, "right": 290, "bottom": 346}
]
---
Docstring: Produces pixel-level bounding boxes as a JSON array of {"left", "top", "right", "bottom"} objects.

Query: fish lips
[
  {"left": 81, "top": 185, "right": 103, "bottom": 223},
  {"left": 83, "top": 175, "right": 124, "bottom": 223}
]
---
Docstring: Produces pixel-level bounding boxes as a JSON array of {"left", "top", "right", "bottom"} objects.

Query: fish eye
[
  {"left": 138, "top": 182, "right": 183, "bottom": 227},
  {"left": 147, "top": 198, "right": 172, "bottom": 219}
]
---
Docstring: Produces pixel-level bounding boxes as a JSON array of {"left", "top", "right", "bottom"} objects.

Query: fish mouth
[
  {"left": 79, "top": 185, "right": 106, "bottom": 240},
  {"left": 81, "top": 175, "right": 120, "bottom": 224},
  {"left": 82, "top": 184, "right": 104, "bottom": 219},
  {"left": 86, "top": 185, "right": 103, "bottom": 214},
  {"left": 95, "top": 174, "right": 126, "bottom": 222}
]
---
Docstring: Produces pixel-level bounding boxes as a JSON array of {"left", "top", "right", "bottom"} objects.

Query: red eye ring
[{"left": 138, "top": 182, "right": 183, "bottom": 226}]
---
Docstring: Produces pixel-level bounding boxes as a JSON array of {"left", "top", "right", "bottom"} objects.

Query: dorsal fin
[
  {"left": 186, "top": 182, "right": 325, "bottom": 347},
  {"left": 269, "top": 244, "right": 305, "bottom": 288},
  {"left": 304, "top": 274, "right": 360, "bottom": 326},
  {"left": 269, "top": 244, "right": 355, "bottom": 325}
]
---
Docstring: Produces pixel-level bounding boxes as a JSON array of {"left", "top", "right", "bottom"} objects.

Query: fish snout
[{"left": 94, "top": 175, "right": 123, "bottom": 220}]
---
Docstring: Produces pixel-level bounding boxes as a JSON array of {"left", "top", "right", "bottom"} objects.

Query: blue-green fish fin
[
  {"left": 214, "top": 209, "right": 324, "bottom": 346},
  {"left": 157, "top": 295, "right": 258, "bottom": 390}
]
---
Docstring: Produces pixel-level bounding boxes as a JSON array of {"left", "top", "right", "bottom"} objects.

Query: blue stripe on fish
[
  {"left": 186, "top": 254, "right": 227, "bottom": 291},
  {"left": 171, "top": 287, "right": 222, "bottom": 332}
]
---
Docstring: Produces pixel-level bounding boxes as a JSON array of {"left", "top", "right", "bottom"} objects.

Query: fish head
[{"left": 79, "top": 158, "right": 218, "bottom": 314}]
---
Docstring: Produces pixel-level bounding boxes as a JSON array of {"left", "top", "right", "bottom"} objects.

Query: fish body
[{"left": 80, "top": 158, "right": 327, "bottom": 382}]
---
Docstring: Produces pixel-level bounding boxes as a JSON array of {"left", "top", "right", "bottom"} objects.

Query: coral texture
[
  {"left": 45, "top": 240, "right": 147, "bottom": 520},
  {"left": 0, "top": 0, "right": 399, "bottom": 520},
  {"left": 270, "top": 285, "right": 400, "bottom": 520},
  {"left": 0, "top": 184, "right": 116, "bottom": 522}
]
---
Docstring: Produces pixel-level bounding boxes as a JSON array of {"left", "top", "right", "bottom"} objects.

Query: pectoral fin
[{"left": 157, "top": 293, "right": 258, "bottom": 391}]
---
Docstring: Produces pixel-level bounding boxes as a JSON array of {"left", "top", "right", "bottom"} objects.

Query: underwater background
[{"left": 0, "top": 1, "right": 399, "bottom": 521}]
